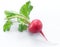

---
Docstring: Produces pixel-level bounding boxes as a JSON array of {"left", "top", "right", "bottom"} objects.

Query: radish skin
[{"left": 28, "top": 19, "right": 47, "bottom": 40}]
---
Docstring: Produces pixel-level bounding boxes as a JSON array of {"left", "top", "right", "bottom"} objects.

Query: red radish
[{"left": 28, "top": 19, "right": 47, "bottom": 40}]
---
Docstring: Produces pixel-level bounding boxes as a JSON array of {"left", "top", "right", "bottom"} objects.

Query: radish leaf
[
  {"left": 3, "top": 20, "right": 12, "bottom": 32},
  {"left": 20, "top": 1, "right": 33, "bottom": 19},
  {"left": 5, "top": 10, "right": 17, "bottom": 19},
  {"left": 18, "top": 24, "right": 27, "bottom": 32}
]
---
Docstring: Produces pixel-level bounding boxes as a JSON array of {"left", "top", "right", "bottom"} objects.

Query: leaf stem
[{"left": 6, "top": 14, "right": 30, "bottom": 24}]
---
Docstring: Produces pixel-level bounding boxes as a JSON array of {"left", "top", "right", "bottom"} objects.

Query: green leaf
[
  {"left": 3, "top": 20, "right": 12, "bottom": 32},
  {"left": 18, "top": 24, "right": 27, "bottom": 32},
  {"left": 4, "top": 10, "right": 17, "bottom": 18},
  {"left": 20, "top": 1, "right": 33, "bottom": 19}
]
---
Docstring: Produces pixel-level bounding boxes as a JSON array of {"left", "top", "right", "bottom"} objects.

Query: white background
[{"left": 0, "top": 0, "right": 60, "bottom": 47}]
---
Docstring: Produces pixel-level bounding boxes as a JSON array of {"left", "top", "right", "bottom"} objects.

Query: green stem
[{"left": 6, "top": 14, "right": 30, "bottom": 24}]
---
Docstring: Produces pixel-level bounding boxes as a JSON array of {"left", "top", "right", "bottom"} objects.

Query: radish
[
  {"left": 3, "top": 1, "right": 48, "bottom": 41},
  {"left": 28, "top": 19, "right": 47, "bottom": 40}
]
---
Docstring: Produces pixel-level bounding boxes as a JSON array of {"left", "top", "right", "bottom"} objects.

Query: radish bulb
[{"left": 28, "top": 19, "right": 47, "bottom": 40}]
